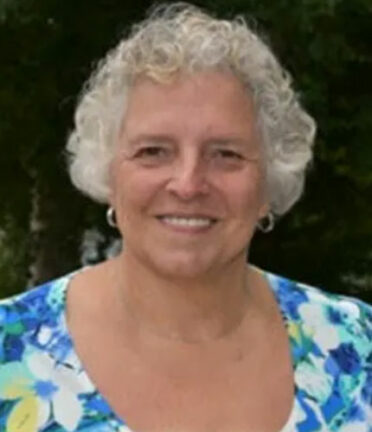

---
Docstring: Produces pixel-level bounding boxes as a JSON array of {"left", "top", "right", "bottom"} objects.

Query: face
[{"left": 110, "top": 71, "right": 268, "bottom": 279}]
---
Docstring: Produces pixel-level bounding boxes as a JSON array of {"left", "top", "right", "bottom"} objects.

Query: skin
[
  {"left": 113, "top": 72, "right": 268, "bottom": 279},
  {"left": 107, "top": 71, "right": 269, "bottom": 342},
  {"left": 66, "top": 71, "right": 294, "bottom": 431}
]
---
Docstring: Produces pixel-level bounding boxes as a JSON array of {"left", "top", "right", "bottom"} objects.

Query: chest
[
  {"left": 71, "top": 320, "right": 294, "bottom": 432},
  {"left": 110, "top": 360, "right": 292, "bottom": 432}
]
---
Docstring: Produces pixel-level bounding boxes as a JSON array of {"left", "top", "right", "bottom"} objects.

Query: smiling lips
[{"left": 157, "top": 215, "right": 217, "bottom": 230}]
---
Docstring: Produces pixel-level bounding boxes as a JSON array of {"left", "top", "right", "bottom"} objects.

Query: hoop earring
[
  {"left": 257, "top": 212, "right": 274, "bottom": 233},
  {"left": 106, "top": 207, "right": 117, "bottom": 228}
]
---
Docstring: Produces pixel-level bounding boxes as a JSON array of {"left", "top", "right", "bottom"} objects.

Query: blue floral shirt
[{"left": 0, "top": 270, "right": 370, "bottom": 432}]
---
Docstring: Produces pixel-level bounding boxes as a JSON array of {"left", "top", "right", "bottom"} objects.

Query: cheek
[
  {"left": 223, "top": 170, "right": 267, "bottom": 216},
  {"left": 111, "top": 165, "right": 165, "bottom": 214}
]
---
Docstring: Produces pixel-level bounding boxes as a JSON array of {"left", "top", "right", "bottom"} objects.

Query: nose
[{"left": 165, "top": 153, "right": 209, "bottom": 200}]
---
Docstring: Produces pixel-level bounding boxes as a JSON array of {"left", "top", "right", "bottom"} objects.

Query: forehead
[{"left": 121, "top": 71, "right": 259, "bottom": 138}]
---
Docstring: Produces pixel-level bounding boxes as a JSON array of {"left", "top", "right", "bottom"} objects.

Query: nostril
[{"left": 166, "top": 175, "right": 209, "bottom": 199}]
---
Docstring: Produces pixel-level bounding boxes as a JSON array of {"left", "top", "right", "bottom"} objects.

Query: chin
[{"left": 148, "top": 251, "right": 218, "bottom": 280}]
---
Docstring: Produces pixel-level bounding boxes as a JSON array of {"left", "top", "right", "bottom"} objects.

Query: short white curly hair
[{"left": 67, "top": 2, "right": 316, "bottom": 216}]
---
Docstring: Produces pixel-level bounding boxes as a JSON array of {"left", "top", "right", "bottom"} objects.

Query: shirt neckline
[{"left": 55, "top": 269, "right": 299, "bottom": 432}]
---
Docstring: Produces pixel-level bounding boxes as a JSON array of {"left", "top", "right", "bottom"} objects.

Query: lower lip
[{"left": 157, "top": 218, "right": 216, "bottom": 234}]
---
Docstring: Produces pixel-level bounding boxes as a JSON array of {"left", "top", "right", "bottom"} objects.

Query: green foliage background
[{"left": 0, "top": 0, "right": 371, "bottom": 301}]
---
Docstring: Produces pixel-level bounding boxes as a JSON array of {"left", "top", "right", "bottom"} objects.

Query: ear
[
  {"left": 107, "top": 178, "right": 115, "bottom": 208},
  {"left": 107, "top": 158, "right": 117, "bottom": 208},
  {"left": 108, "top": 192, "right": 115, "bottom": 209},
  {"left": 258, "top": 200, "right": 270, "bottom": 220}
]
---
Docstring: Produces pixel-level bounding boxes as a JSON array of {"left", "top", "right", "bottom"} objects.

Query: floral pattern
[{"left": 0, "top": 270, "right": 370, "bottom": 431}]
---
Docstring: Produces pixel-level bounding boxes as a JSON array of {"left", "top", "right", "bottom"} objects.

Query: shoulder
[
  {"left": 0, "top": 272, "right": 96, "bottom": 430},
  {"left": 0, "top": 274, "right": 72, "bottom": 364},
  {"left": 266, "top": 270, "right": 371, "bottom": 336},
  {"left": 267, "top": 270, "right": 371, "bottom": 367},
  {"left": 267, "top": 272, "right": 372, "bottom": 428},
  {"left": 297, "top": 280, "right": 371, "bottom": 337}
]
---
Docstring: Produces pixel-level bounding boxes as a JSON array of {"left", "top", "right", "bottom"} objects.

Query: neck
[{"left": 107, "top": 251, "right": 260, "bottom": 344}]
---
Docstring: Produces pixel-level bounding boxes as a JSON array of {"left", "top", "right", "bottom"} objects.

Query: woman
[{"left": 0, "top": 4, "right": 370, "bottom": 432}]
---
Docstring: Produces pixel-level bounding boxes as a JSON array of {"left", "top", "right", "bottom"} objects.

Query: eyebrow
[
  {"left": 205, "top": 137, "right": 252, "bottom": 146},
  {"left": 124, "top": 133, "right": 259, "bottom": 152},
  {"left": 125, "top": 134, "right": 176, "bottom": 147}
]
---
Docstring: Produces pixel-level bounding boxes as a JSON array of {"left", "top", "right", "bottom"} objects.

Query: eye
[
  {"left": 135, "top": 146, "right": 168, "bottom": 158},
  {"left": 131, "top": 144, "right": 173, "bottom": 167},
  {"left": 215, "top": 149, "right": 243, "bottom": 160}
]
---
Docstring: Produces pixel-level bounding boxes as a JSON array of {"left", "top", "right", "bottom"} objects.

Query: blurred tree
[
  {"left": 219, "top": 0, "right": 372, "bottom": 301},
  {"left": 0, "top": 0, "right": 153, "bottom": 295},
  {"left": 0, "top": 0, "right": 371, "bottom": 301}
]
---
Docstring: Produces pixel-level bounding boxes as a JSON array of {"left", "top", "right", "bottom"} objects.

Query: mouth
[{"left": 156, "top": 215, "right": 218, "bottom": 229}]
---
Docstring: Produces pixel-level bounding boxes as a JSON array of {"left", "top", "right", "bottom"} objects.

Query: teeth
[{"left": 161, "top": 216, "right": 213, "bottom": 227}]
